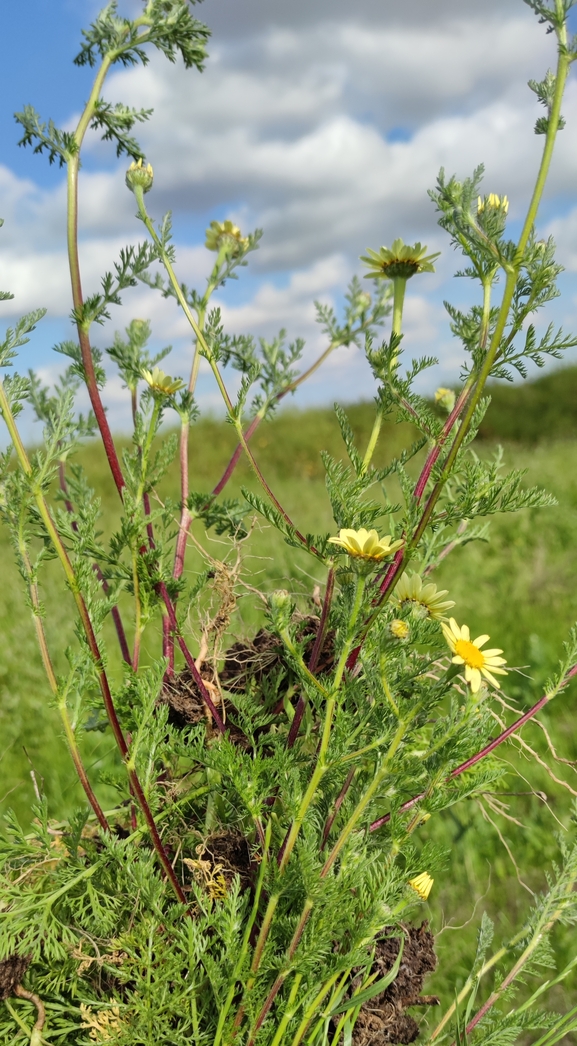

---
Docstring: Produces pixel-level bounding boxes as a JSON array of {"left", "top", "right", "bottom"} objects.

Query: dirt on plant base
[
  {"left": 350, "top": 923, "right": 439, "bottom": 1046},
  {"left": 0, "top": 953, "right": 31, "bottom": 1000},
  {"left": 184, "top": 830, "right": 255, "bottom": 899},
  {"left": 220, "top": 618, "right": 336, "bottom": 693}
]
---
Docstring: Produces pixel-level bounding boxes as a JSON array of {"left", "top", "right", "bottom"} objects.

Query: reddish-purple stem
[
  {"left": 369, "top": 669, "right": 577, "bottom": 833},
  {"left": 286, "top": 569, "right": 335, "bottom": 750},
  {"left": 308, "top": 568, "right": 335, "bottom": 674},
  {"left": 321, "top": 768, "right": 356, "bottom": 849},
  {"left": 58, "top": 462, "right": 132, "bottom": 666},
  {"left": 345, "top": 385, "right": 474, "bottom": 672},
  {"left": 287, "top": 697, "right": 306, "bottom": 749},
  {"left": 413, "top": 385, "right": 471, "bottom": 501},
  {"left": 212, "top": 413, "right": 263, "bottom": 498}
]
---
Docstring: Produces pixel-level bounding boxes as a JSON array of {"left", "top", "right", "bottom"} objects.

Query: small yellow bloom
[
  {"left": 409, "top": 871, "right": 434, "bottom": 900},
  {"left": 442, "top": 617, "right": 508, "bottom": 693},
  {"left": 141, "top": 367, "right": 184, "bottom": 395},
  {"left": 328, "top": 528, "right": 404, "bottom": 561},
  {"left": 390, "top": 619, "right": 410, "bottom": 640},
  {"left": 361, "top": 238, "right": 440, "bottom": 281},
  {"left": 434, "top": 387, "right": 456, "bottom": 412},
  {"left": 477, "top": 193, "right": 509, "bottom": 215},
  {"left": 395, "top": 572, "right": 455, "bottom": 621},
  {"left": 205, "top": 219, "right": 248, "bottom": 255}
]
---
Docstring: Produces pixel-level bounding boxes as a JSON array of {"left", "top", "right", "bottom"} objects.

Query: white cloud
[{"left": 2, "top": 0, "right": 576, "bottom": 441}]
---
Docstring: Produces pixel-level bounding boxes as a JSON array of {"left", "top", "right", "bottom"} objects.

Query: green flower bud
[{"left": 126, "top": 158, "right": 154, "bottom": 194}]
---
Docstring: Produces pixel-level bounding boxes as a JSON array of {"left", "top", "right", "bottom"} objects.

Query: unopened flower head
[
  {"left": 205, "top": 219, "right": 248, "bottom": 256},
  {"left": 141, "top": 367, "right": 184, "bottom": 395},
  {"left": 395, "top": 572, "right": 455, "bottom": 621},
  {"left": 361, "top": 238, "right": 440, "bottom": 281},
  {"left": 477, "top": 193, "right": 509, "bottom": 215},
  {"left": 442, "top": 617, "right": 508, "bottom": 693},
  {"left": 328, "top": 528, "right": 404, "bottom": 561},
  {"left": 389, "top": 619, "right": 410, "bottom": 640},
  {"left": 408, "top": 871, "right": 434, "bottom": 900},
  {"left": 434, "top": 387, "right": 456, "bottom": 413},
  {"left": 125, "top": 158, "right": 154, "bottom": 194}
]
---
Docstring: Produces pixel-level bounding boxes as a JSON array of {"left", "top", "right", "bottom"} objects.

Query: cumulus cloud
[{"left": 2, "top": 0, "right": 577, "bottom": 437}]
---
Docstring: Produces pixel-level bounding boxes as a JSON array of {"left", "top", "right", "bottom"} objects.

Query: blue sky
[{"left": 2, "top": 0, "right": 577, "bottom": 435}]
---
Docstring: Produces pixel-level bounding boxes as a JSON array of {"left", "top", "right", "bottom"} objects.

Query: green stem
[
  {"left": 268, "top": 974, "right": 303, "bottom": 1046},
  {"left": 428, "top": 925, "right": 529, "bottom": 1042},
  {"left": 409, "top": 39, "right": 569, "bottom": 555},
  {"left": 392, "top": 277, "right": 406, "bottom": 337},
  {"left": 361, "top": 410, "right": 383, "bottom": 473},
  {"left": 332, "top": 574, "right": 366, "bottom": 690},
  {"left": 16, "top": 512, "right": 109, "bottom": 832},
  {"left": 134, "top": 188, "right": 320, "bottom": 556},
  {"left": 321, "top": 717, "right": 407, "bottom": 877},
  {"left": 0, "top": 381, "right": 188, "bottom": 907},
  {"left": 215, "top": 822, "right": 272, "bottom": 1046}
]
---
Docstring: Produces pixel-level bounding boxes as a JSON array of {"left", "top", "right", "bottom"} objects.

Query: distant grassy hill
[{"left": 478, "top": 364, "right": 577, "bottom": 442}]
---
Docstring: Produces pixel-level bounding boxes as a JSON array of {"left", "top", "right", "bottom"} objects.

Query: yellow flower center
[{"left": 454, "top": 638, "right": 485, "bottom": 669}]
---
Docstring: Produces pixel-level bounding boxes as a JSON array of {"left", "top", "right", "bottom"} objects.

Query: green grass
[{"left": 2, "top": 397, "right": 577, "bottom": 1035}]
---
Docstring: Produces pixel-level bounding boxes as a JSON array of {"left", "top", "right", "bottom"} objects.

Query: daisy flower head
[
  {"left": 408, "top": 872, "right": 434, "bottom": 901},
  {"left": 395, "top": 572, "right": 455, "bottom": 621},
  {"left": 361, "top": 239, "right": 440, "bottom": 282},
  {"left": 328, "top": 528, "right": 403, "bottom": 562},
  {"left": 205, "top": 219, "right": 248, "bottom": 256},
  {"left": 141, "top": 367, "right": 184, "bottom": 396},
  {"left": 442, "top": 618, "right": 507, "bottom": 693}
]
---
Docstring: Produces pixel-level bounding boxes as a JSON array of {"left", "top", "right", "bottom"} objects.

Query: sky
[{"left": 2, "top": 0, "right": 577, "bottom": 434}]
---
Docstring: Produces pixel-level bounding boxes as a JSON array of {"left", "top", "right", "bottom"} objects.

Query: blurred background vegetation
[{"left": 3, "top": 363, "right": 577, "bottom": 1035}]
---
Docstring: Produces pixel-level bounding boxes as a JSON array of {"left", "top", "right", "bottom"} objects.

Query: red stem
[
  {"left": 369, "top": 669, "right": 577, "bottom": 833},
  {"left": 308, "top": 567, "right": 335, "bottom": 674},
  {"left": 58, "top": 462, "right": 132, "bottom": 666},
  {"left": 413, "top": 385, "right": 471, "bottom": 501},
  {"left": 321, "top": 768, "right": 356, "bottom": 849},
  {"left": 345, "top": 385, "right": 474, "bottom": 672},
  {"left": 68, "top": 163, "right": 125, "bottom": 499}
]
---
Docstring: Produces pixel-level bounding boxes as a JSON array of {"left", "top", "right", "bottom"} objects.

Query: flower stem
[
  {"left": 321, "top": 717, "right": 407, "bottom": 876},
  {"left": 0, "top": 382, "right": 188, "bottom": 907},
  {"left": 16, "top": 513, "right": 109, "bottom": 832},
  {"left": 392, "top": 277, "right": 406, "bottom": 337},
  {"left": 66, "top": 57, "right": 125, "bottom": 500}
]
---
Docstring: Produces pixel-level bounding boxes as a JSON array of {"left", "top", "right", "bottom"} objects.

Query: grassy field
[{"left": 2, "top": 384, "right": 577, "bottom": 1035}]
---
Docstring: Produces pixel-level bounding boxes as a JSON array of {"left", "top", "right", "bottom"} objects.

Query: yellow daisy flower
[
  {"left": 328, "top": 528, "right": 404, "bottom": 561},
  {"left": 442, "top": 618, "right": 507, "bottom": 693},
  {"left": 408, "top": 871, "right": 434, "bottom": 900},
  {"left": 395, "top": 572, "right": 455, "bottom": 621},
  {"left": 205, "top": 219, "right": 248, "bottom": 255},
  {"left": 141, "top": 367, "right": 184, "bottom": 395},
  {"left": 361, "top": 238, "right": 440, "bottom": 281}
]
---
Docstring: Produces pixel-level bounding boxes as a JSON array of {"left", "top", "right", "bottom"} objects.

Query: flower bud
[
  {"left": 126, "top": 158, "right": 154, "bottom": 194},
  {"left": 268, "top": 589, "right": 293, "bottom": 630},
  {"left": 389, "top": 619, "right": 410, "bottom": 640},
  {"left": 434, "top": 387, "right": 456, "bottom": 413}
]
